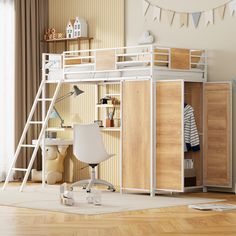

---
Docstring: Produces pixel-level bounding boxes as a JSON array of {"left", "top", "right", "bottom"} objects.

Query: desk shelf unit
[{"left": 95, "top": 82, "right": 121, "bottom": 133}]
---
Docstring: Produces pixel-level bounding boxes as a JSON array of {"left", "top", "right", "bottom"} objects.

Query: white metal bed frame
[{"left": 2, "top": 44, "right": 207, "bottom": 194}]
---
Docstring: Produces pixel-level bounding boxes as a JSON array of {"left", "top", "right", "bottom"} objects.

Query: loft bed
[{"left": 43, "top": 45, "right": 207, "bottom": 83}]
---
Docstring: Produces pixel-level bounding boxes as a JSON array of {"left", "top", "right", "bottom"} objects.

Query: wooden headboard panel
[
  {"left": 96, "top": 50, "right": 116, "bottom": 71},
  {"left": 64, "top": 58, "right": 82, "bottom": 65},
  {"left": 170, "top": 48, "right": 190, "bottom": 70}
]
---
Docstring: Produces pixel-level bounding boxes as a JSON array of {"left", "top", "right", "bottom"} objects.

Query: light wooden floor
[{"left": 0, "top": 190, "right": 236, "bottom": 236}]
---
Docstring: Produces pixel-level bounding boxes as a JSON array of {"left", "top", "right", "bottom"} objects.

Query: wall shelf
[
  {"left": 42, "top": 37, "right": 93, "bottom": 52},
  {"left": 100, "top": 127, "right": 121, "bottom": 132},
  {"left": 42, "top": 37, "right": 93, "bottom": 43},
  {"left": 96, "top": 104, "right": 120, "bottom": 108},
  {"left": 104, "top": 93, "right": 121, "bottom": 97}
]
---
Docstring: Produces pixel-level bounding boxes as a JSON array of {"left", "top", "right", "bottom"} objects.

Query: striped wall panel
[{"left": 48, "top": 0, "right": 124, "bottom": 187}]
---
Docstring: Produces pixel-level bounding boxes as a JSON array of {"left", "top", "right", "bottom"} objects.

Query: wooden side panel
[
  {"left": 96, "top": 50, "right": 116, "bottom": 71},
  {"left": 122, "top": 81, "right": 150, "bottom": 190},
  {"left": 171, "top": 48, "right": 190, "bottom": 70},
  {"left": 204, "top": 83, "right": 232, "bottom": 187},
  {"left": 156, "top": 81, "right": 183, "bottom": 191},
  {"left": 64, "top": 58, "right": 81, "bottom": 65}
]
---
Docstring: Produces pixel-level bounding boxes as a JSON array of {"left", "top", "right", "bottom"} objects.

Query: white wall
[
  {"left": 126, "top": 0, "right": 236, "bottom": 189},
  {"left": 126, "top": 0, "right": 236, "bottom": 82},
  {"left": 49, "top": 0, "right": 124, "bottom": 186}
]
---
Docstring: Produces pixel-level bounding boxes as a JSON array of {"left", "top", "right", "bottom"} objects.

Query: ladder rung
[
  {"left": 12, "top": 168, "right": 28, "bottom": 172},
  {"left": 45, "top": 80, "right": 60, "bottom": 84},
  {"left": 37, "top": 98, "right": 53, "bottom": 102},
  {"left": 29, "top": 121, "right": 43, "bottom": 124},
  {"left": 21, "top": 144, "right": 36, "bottom": 148}
]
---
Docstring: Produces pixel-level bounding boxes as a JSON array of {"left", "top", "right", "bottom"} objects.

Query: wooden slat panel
[
  {"left": 204, "top": 83, "right": 231, "bottom": 187},
  {"left": 171, "top": 48, "right": 190, "bottom": 70},
  {"left": 122, "top": 81, "right": 150, "bottom": 190},
  {"left": 156, "top": 81, "right": 183, "bottom": 191},
  {"left": 96, "top": 50, "right": 116, "bottom": 71}
]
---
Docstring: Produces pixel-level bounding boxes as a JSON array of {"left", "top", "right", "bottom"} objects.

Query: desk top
[{"left": 32, "top": 138, "right": 73, "bottom": 146}]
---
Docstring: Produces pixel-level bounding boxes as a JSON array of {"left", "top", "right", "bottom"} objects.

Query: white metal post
[
  {"left": 120, "top": 81, "right": 123, "bottom": 194},
  {"left": 181, "top": 80, "right": 185, "bottom": 192},
  {"left": 150, "top": 45, "right": 155, "bottom": 197},
  {"left": 204, "top": 50, "right": 208, "bottom": 82},
  {"left": 95, "top": 84, "right": 99, "bottom": 179},
  {"left": 41, "top": 54, "right": 46, "bottom": 188}
]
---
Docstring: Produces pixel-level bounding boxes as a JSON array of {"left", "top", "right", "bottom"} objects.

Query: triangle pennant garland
[
  {"left": 192, "top": 12, "right": 201, "bottom": 28},
  {"left": 153, "top": 6, "right": 161, "bottom": 22},
  {"left": 217, "top": 4, "right": 226, "bottom": 19},
  {"left": 166, "top": 10, "right": 175, "bottom": 25},
  {"left": 204, "top": 10, "right": 214, "bottom": 26},
  {"left": 180, "top": 13, "right": 188, "bottom": 27},
  {"left": 143, "top": 0, "right": 234, "bottom": 28},
  {"left": 229, "top": 0, "right": 236, "bottom": 16},
  {"left": 143, "top": 0, "right": 150, "bottom": 16}
]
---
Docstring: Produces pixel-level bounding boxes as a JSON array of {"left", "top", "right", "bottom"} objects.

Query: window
[{"left": 0, "top": 0, "right": 15, "bottom": 181}]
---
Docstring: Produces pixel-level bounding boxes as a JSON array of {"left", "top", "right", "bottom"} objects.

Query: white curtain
[{"left": 0, "top": 0, "right": 15, "bottom": 181}]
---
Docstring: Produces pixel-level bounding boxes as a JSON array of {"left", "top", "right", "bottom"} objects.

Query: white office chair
[{"left": 70, "top": 123, "right": 115, "bottom": 192}]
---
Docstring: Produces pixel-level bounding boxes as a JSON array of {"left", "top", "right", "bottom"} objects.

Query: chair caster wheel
[
  {"left": 82, "top": 185, "right": 86, "bottom": 189},
  {"left": 69, "top": 187, "right": 73, "bottom": 191},
  {"left": 108, "top": 187, "right": 115, "bottom": 192},
  {"left": 86, "top": 189, "right": 91, "bottom": 193}
]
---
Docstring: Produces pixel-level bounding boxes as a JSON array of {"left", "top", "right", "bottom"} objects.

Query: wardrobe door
[
  {"left": 122, "top": 81, "right": 150, "bottom": 190},
  {"left": 204, "top": 82, "right": 232, "bottom": 187},
  {"left": 156, "top": 80, "right": 184, "bottom": 191}
]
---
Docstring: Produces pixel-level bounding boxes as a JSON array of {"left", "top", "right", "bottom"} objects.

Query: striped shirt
[{"left": 184, "top": 104, "right": 200, "bottom": 152}]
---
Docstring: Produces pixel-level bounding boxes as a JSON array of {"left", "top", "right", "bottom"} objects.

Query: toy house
[
  {"left": 66, "top": 19, "right": 75, "bottom": 38},
  {"left": 73, "top": 17, "right": 88, "bottom": 37}
]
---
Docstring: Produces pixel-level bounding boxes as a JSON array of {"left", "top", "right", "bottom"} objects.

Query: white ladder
[{"left": 2, "top": 79, "right": 62, "bottom": 192}]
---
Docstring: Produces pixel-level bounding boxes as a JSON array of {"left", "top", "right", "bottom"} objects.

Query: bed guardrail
[{"left": 42, "top": 45, "right": 207, "bottom": 82}]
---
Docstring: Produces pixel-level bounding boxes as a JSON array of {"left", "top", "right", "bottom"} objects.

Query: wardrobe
[{"left": 122, "top": 80, "right": 232, "bottom": 194}]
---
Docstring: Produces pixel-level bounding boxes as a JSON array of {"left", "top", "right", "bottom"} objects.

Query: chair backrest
[{"left": 73, "top": 123, "right": 111, "bottom": 164}]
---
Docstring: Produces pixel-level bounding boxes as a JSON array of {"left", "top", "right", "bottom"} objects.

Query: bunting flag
[
  {"left": 166, "top": 10, "right": 175, "bottom": 25},
  {"left": 229, "top": 0, "right": 236, "bottom": 15},
  {"left": 218, "top": 5, "right": 226, "bottom": 19},
  {"left": 204, "top": 10, "right": 214, "bottom": 26},
  {"left": 192, "top": 12, "right": 201, "bottom": 28},
  {"left": 180, "top": 13, "right": 188, "bottom": 27},
  {"left": 143, "top": 0, "right": 233, "bottom": 28},
  {"left": 143, "top": 0, "right": 150, "bottom": 16},
  {"left": 153, "top": 6, "right": 161, "bottom": 22}
]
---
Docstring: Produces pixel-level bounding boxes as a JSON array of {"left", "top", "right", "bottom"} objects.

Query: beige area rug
[{"left": 0, "top": 185, "right": 223, "bottom": 215}]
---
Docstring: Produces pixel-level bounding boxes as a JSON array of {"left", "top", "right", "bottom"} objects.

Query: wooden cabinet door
[
  {"left": 156, "top": 81, "right": 184, "bottom": 191},
  {"left": 203, "top": 82, "right": 232, "bottom": 187},
  {"left": 122, "top": 81, "right": 150, "bottom": 190}
]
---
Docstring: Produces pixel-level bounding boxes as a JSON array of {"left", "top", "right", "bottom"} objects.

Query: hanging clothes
[{"left": 184, "top": 104, "right": 200, "bottom": 152}]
